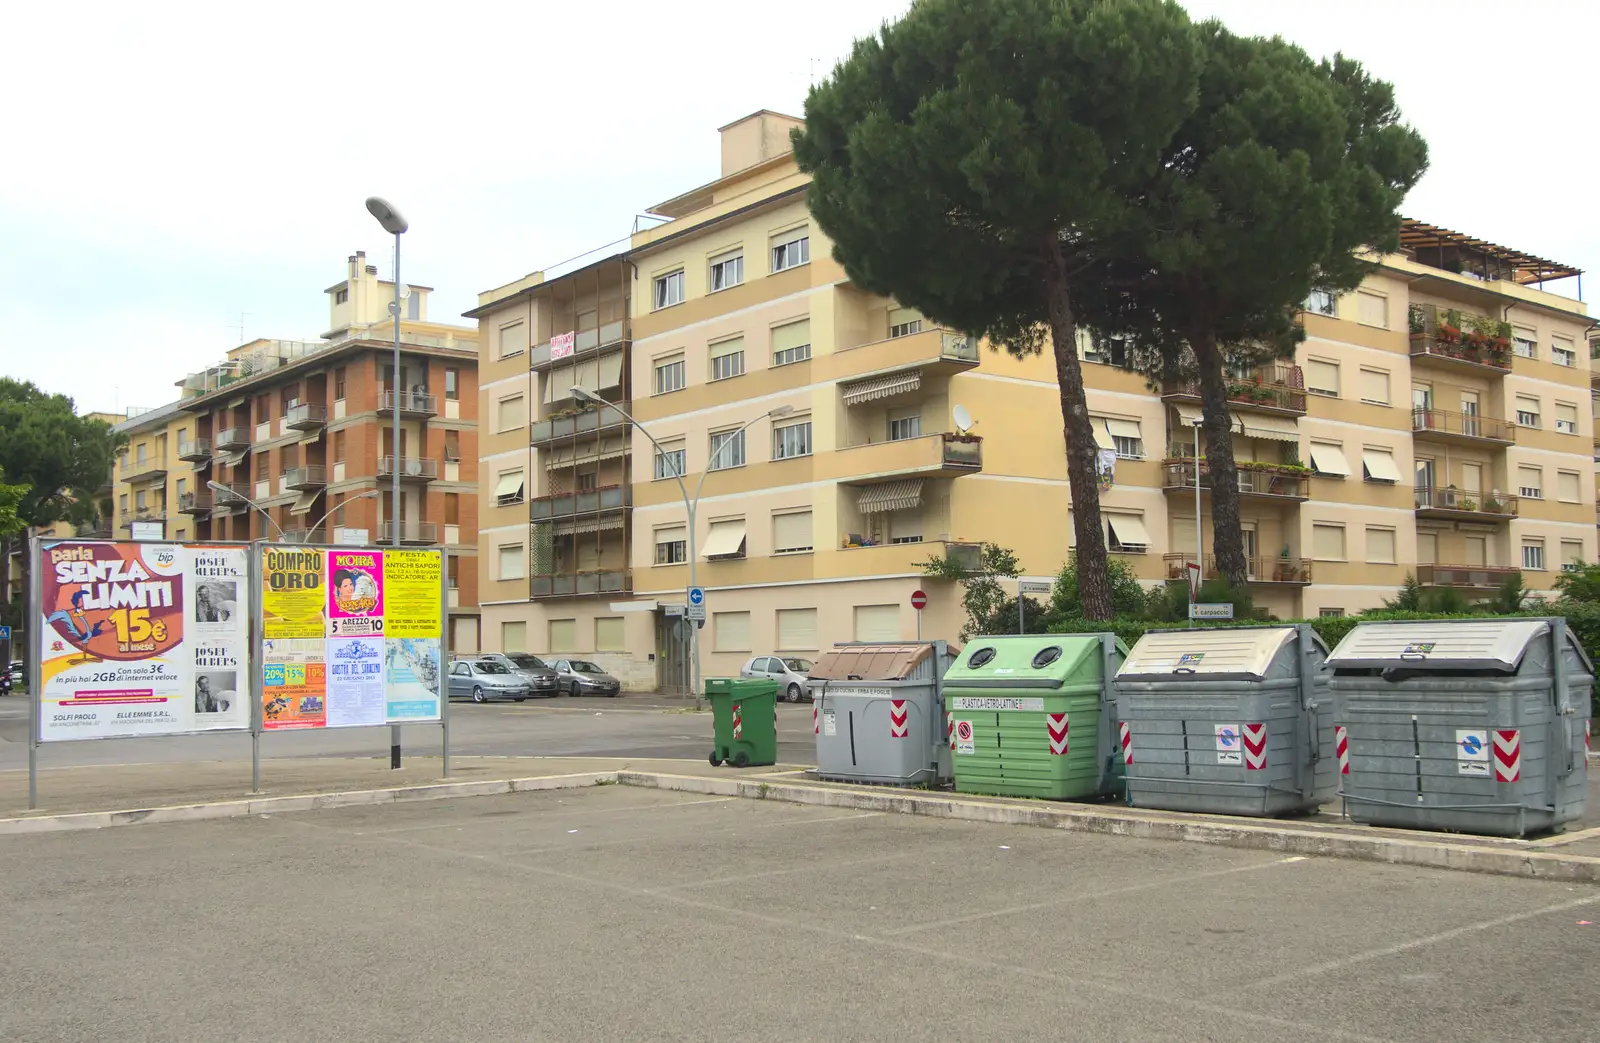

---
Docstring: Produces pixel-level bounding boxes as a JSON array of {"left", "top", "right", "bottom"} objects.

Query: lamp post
[
  {"left": 302, "top": 490, "right": 379, "bottom": 544},
  {"left": 207, "top": 480, "right": 286, "bottom": 541},
  {"left": 571, "top": 386, "right": 792, "bottom": 700},
  {"left": 366, "top": 196, "right": 408, "bottom": 769}
]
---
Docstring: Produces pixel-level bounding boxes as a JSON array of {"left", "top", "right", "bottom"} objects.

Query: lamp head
[
  {"left": 571, "top": 386, "right": 601, "bottom": 404},
  {"left": 767, "top": 405, "right": 796, "bottom": 419},
  {"left": 365, "top": 196, "right": 408, "bottom": 235}
]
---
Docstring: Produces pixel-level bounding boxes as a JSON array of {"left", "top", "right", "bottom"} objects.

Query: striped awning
[
  {"left": 553, "top": 514, "right": 627, "bottom": 536},
  {"left": 1239, "top": 414, "right": 1300, "bottom": 443},
  {"left": 1173, "top": 404, "right": 1243, "bottom": 434},
  {"left": 217, "top": 449, "right": 247, "bottom": 469},
  {"left": 544, "top": 436, "right": 628, "bottom": 470},
  {"left": 842, "top": 370, "right": 921, "bottom": 406},
  {"left": 857, "top": 479, "right": 924, "bottom": 514}
]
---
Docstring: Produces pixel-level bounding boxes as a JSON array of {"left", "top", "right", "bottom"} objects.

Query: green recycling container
[
  {"left": 945, "top": 634, "right": 1125, "bottom": 799},
  {"left": 705, "top": 677, "right": 779, "bottom": 768}
]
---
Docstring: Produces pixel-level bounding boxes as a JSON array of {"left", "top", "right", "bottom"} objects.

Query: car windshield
[
  {"left": 508, "top": 655, "right": 547, "bottom": 670},
  {"left": 476, "top": 661, "right": 511, "bottom": 675},
  {"left": 783, "top": 658, "right": 813, "bottom": 673},
  {"left": 569, "top": 661, "right": 602, "bottom": 674}
]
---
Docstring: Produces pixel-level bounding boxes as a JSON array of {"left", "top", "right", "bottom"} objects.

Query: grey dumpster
[
  {"left": 1326, "top": 617, "right": 1591, "bottom": 838},
  {"left": 810, "top": 641, "right": 960, "bottom": 785},
  {"left": 1115, "top": 625, "right": 1334, "bottom": 816}
]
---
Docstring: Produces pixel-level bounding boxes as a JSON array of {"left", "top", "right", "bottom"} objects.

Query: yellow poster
[
  {"left": 383, "top": 550, "right": 442, "bottom": 638},
  {"left": 262, "top": 547, "right": 325, "bottom": 639}
]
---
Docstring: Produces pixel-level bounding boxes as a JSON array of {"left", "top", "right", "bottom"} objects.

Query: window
[
  {"left": 119, "top": 493, "right": 127, "bottom": 514},
  {"left": 595, "top": 617, "right": 626, "bottom": 652},
  {"left": 853, "top": 604, "right": 900, "bottom": 642},
  {"left": 1093, "top": 417, "right": 1145, "bottom": 460},
  {"left": 709, "top": 337, "right": 745, "bottom": 382},
  {"left": 335, "top": 287, "right": 348, "bottom": 305},
  {"left": 770, "top": 228, "right": 810, "bottom": 272},
  {"left": 1305, "top": 289, "right": 1336, "bottom": 316},
  {"left": 709, "top": 251, "right": 743, "bottom": 292},
  {"left": 773, "top": 510, "right": 813, "bottom": 554},
  {"left": 445, "top": 493, "right": 459, "bottom": 525},
  {"left": 1558, "top": 470, "right": 1581, "bottom": 503},
  {"left": 653, "top": 270, "right": 685, "bottom": 310},
  {"left": 654, "top": 441, "right": 686, "bottom": 481},
  {"left": 1312, "top": 523, "right": 1346, "bottom": 561},
  {"left": 1553, "top": 338, "right": 1576, "bottom": 368},
  {"left": 501, "top": 621, "right": 527, "bottom": 653},
  {"left": 136, "top": 442, "right": 147, "bottom": 464},
  {"left": 1464, "top": 536, "right": 1486, "bottom": 567},
  {"left": 1106, "top": 513, "right": 1153, "bottom": 554},
  {"left": 1319, "top": 608, "right": 1346, "bottom": 619},
  {"left": 653, "top": 354, "right": 686, "bottom": 395},
  {"left": 1522, "top": 540, "right": 1546, "bottom": 571},
  {"left": 703, "top": 519, "right": 747, "bottom": 559},
  {"left": 1306, "top": 358, "right": 1340, "bottom": 397},
  {"left": 772, "top": 420, "right": 812, "bottom": 460},
  {"left": 888, "top": 409, "right": 923, "bottom": 442},
  {"left": 1518, "top": 465, "right": 1543, "bottom": 499},
  {"left": 776, "top": 608, "right": 818, "bottom": 651},
  {"left": 176, "top": 478, "right": 187, "bottom": 497},
  {"left": 444, "top": 430, "right": 460, "bottom": 461},
  {"left": 495, "top": 469, "right": 525, "bottom": 507},
  {"left": 549, "top": 619, "right": 577, "bottom": 652},
  {"left": 497, "top": 394, "right": 526, "bottom": 432},
  {"left": 136, "top": 489, "right": 147, "bottom": 509},
  {"left": 888, "top": 306, "right": 924, "bottom": 339},
  {"left": 772, "top": 318, "right": 811, "bottom": 366},
  {"left": 498, "top": 543, "right": 525, "bottom": 580},
  {"left": 713, "top": 611, "right": 752, "bottom": 652},
  {"left": 1562, "top": 540, "right": 1584, "bottom": 571},
  {"left": 709, "top": 429, "right": 745, "bottom": 470},
  {"left": 1361, "top": 448, "right": 1400, "bottom": 483},
  {"left": 1366, "top": 527, "right": 1397, "bottom": 564},
  {"left": 1358, "top": 367, "right": 1390, "bottom": 405},
  {"left": 498, "top": 321, "right": 525, "bottom": 358},
  {"left": 445, "top": 368, "right": 459, "bottom": 401},
  {"left": 1556, "top": 402, "right": 1579, "bottom": 435},
  {"left": 1513, "top": 326, "right": 1537, "bottom": 359},
  {"left": 889, "top": 510, "right": 923, "bottom": 545},
  {"left": 1356, "top": 290, "right": 1388, "bottom": 329},
  {"left": 1309, "top": 442, "right": 1351, "bottom": 478},
  {"left": 1515, "top": 395, "right": 1540, "bottom": 428},
  {"left": 654, "top": 525, "right": 687, "bottom": 565}
]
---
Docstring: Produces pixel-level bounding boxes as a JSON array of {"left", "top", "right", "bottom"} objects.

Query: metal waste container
[
  {"left": 1116, "top": 624, "right": 1333, "bottom": 816},
  {"left": 705, "top": 677, "right": 779, "bottom": 768},
  {"left": 943, "top": 634, "right": 1125, "bottom": 799},
  {"left": 810, "top": 642, "right": 959, "bottom": 785},
  {"left": 1327, "top": 617, "right": 1591, "bottom": 837}
]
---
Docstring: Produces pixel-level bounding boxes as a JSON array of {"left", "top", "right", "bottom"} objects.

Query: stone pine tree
[
  {"left": 1110, "top": 26, "right": 1428, "bottom": 589},
  {"left": 791, "top": 0, "right": 1202, "bottom": 620}
]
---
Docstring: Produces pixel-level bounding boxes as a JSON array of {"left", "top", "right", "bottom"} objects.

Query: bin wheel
[
  {"left": 709, "top": 750, "right": 724, "bottom": 767},
  {"left": 786, "top": 683, "right": 802, "bottom": 703},
  {"left": 733, "top": 751, "right": 750, "bottom": 768}
]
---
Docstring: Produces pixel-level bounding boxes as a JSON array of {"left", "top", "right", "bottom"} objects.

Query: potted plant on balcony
[
  {"left": 1458, "top": 497, "right": 1477, "bottom": 511},
  {"left": 1250, "top": 385, "right": 1277, "bottom": 404},
  {"left": 1483, "top": 495, "right": 1505, "bottom": 514},
  {"left": 1408, "top": 304, "right": 1427, "bottom": 335}
]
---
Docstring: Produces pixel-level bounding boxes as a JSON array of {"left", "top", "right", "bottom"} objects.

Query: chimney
[{"left": 349, "top": 250, "right": 366, "bottom": 278}]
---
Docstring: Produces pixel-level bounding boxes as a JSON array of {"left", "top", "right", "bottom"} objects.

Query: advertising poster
[
  {"left": 386, "top": 638, "right": 442, "bottom": 720},
  {"left": 262, "top": 547, "right": 324, "bottom": 639},
  {"left": 384, "top": 550, "right": 442, "bottom": 638},
  {"left": 262, "top": 638, "right": 327, "bottom": 729},
  {"left": 326, "top": 636, "right": 386, "bottom": 728},
  {"left": 38, "top": 541, "right": 250, "bottom": 741},
  {"left": 327, "top": 550, "right": 384, "bottom": 637}
]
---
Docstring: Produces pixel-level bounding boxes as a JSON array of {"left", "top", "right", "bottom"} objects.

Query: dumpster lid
[
  {"left": 1118, "top": 627, "right": 1297, "bottom": 680},
  {"left": 1325, "top": 618, "right": 1585, "bottom": 673},
  {"left": 809, "top": 643, "right": 947, "bottom": 681}
]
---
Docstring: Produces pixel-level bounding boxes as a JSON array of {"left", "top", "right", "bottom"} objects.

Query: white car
[{"left": 739, "top": 655, "right": 814, "bottom": 703}]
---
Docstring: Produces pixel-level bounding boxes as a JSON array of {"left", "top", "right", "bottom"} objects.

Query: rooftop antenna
[{"left": 227, "top": 311, "right": 252, "bottom": 345}]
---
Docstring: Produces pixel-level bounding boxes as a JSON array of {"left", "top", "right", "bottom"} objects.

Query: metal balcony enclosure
[
  {"left": 120, "top": 454, "right": 168, "bottom": 483},
  {"left": 1161, "top": 460, "right": 1310, "bottom": 501},
  {"left": 285, "top": 403, "right": 327, "bottom": 430},
  {"left": 1415, "top": 564, "right": 1522, "bottom": 589},
  {"left": 282, "top": 465, "right": 327, "bottom": 490},
  {"left": 177, "top": 491, "right": 213, "bottom": 515},
  {"left": 530, "top": 404, "right": 630, "bottom": 447},
  {"left": 177, "top": 438, "right": 212, "bottom": 462},
  {"left": 1413, "top": 486, "right": 1519, "bottom": 521},
  {"left": 529, "top": 320, "right": 629, "bottom": 370},
  {"left": 280, "top": 525, "right": 326, "bottom": 544},
  {"left": 1411, "top": 408, "right": 1514, "bottom": 446},
  {"left": 1162, "top": 553, "right": 1313, "bottom": 585},
  {"left": 530, "top": 485, "right": 631, "bottom": 521},
  {"left": 211, "top": 483, "right": 250, "bottom": 509},
  {"left": 379, "top": 521, "right": 438, "bottom": 544},
  {"left": 378, "top": 456, "right": 438, "bottom": 481},
  {"left": 214, "top": 428, "right": 251, "bottom": 451},
  {"left": 380, "top": 390, "right": 438, "bottom": 418},
  {"left": 530, "top": 570, "right": 633, "bottom": 598},
  {"left": 1162, "top": 363, "right": 1307, "bottom": 416}
]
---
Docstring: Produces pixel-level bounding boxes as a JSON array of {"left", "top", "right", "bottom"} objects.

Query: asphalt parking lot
[{"left": 3, "top": 785, "right": 1597, "bottom": 1042}]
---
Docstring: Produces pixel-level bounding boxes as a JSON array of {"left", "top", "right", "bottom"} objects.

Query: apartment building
[{"left": 473, "top": 109, "right": 1592, "bottom": 684}]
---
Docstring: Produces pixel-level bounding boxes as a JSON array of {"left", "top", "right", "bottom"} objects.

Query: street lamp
[
  {"left": 207, "top": 480, "right": 285, "bottom": 540},
  {"left": 303, "top": 490, "right": 379, "bottom": 544},
  {"left": 571, "top": 386, "right": 793, "bottom": 699},
  {"left": 366, "top": 195, "right": 407, "bottom": 770}
]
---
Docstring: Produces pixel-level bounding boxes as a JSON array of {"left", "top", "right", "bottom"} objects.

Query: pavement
[{"left": 2, "top": 784, "right": 1596, "bottom": 1043}]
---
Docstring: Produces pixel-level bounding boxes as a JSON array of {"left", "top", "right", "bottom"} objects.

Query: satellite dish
[
  {"left": 952, "top": 404, "right": 974, "bottom": 433},
  {"left": 398, "top": 282, "right": 412, "bottom": 300}
]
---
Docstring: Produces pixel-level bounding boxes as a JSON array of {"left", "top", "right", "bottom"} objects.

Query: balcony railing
[
  {"left": 1414, "top": 486, "right": 1519, "bottom": 519},
  {"left": 530, "top": 570, "right": 633, "bottom": 598},
  {"left": 280, "top": 525, "right": 326, "bottom": 544},
  {"left": 530, "top": 485, "right": 631, "bottom": 520},
  {"left": 177, "top": 438, "right": 212, "bottom": 461},
  {"left": 380, "top": 390, "right": 438, "bottom": 417},
  {"left": 212, "top": 483, "right": 249, "bottom": 508},
  {"left": 530, "top": 404, "right": 630, "bottom": 446},
  {"left": 1408, "top": 304, "right": 1513, "bottom": 373},
  {"left": 1416, "top": 564, "right": 1522, "bottom": 589},
  {"left": 214, "top": 427, "right": 251, "bottom": 451},
  {"left": 378, "top": 456, "right": 438, "bottom": 481},
  {"left": 285, "top": 403, "right": 327, "bottom": 430},
  {"left": 1161, "top": 459, "right": 1311, "bottom": 501},
  {"left": 1163, "top": 363, "right": 1306, "bottom": 416},
  {"left": 282, "top": 465, "right": 327, "bottom": 490},
  {"left": 120, "top": 507, "right": 167, "bottom": 528},
  {"left": 378, "top": 521, "right": 438, "bottom": 544},
  {"left": 1162, "top": 553, "right": 1313, "bottom": 585},
  {"left": 530, "top": 320, "right": 629, "bottom": 370},
  {"left": 178, "top": 491, "right": 213, "bottom": 515},
  {"left": 836, "top": 432, "right": 984, "bottom": 481},
  {"left": 120, "top": 454, "right": 168, "bottom": 482},
  {"left": 1411, "top": 407, "right": 1515, "bottom": 445}
]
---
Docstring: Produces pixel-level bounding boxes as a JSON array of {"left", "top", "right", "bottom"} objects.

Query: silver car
[
  {"left": 740, "top": 655, "right": 814, "bottom": 702},
  {"left": 447, "top": 658, "right": 532, "bottom": 703},
  {"left": 550, "top": 658, "right": 621, "bottom": 697},
  {"left": 478, "top": 652, "right": 560, "bottom": 697}
]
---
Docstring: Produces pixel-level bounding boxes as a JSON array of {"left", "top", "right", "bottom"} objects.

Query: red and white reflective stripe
[
  {"left": 1493, "top": 729, "right": 1521, "bottom": 782},
  {"left": 1334, "top": 725, "right": 1350, "bottom": 775},
  {"left": 1047, "top": 712, "right": 1069, "bottom": 756},
  {"left": 947, "top": 711, "right": 955, "bottom": 751},
  {"left": 1243, "top": 723, "right": 1267, "bottom": 771},
  {"left": 1119, "top": 721, "right": 1134, "bottom": 765},
  {"left": 889, "top": 699, "right": 909, "bottom": 739},
  {"left": 813, "top": 704, "right": 819, "bottom": 736},
  {"left": 732, "top": 702, "right": 743, "bottom": 741},
  {"left": 1586, "top": 719, "right": 1591, "bottom": 753}
]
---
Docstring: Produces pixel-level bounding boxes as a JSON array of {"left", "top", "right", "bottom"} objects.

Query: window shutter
[
  {"left": 713, "top": 611, "right": 752, "bottom": 652},
  {"left": 889, "top": 510, "right": 923, "bottom": 542},
  {"left": 776, "top": 608, "right": 818, "bottom": 651},
  {"left": 773, "top": 511, "right": 813, "bottom": 553},
  {"left": 1558, "top": 471, "right": 1580, "bottom": 501},
  {"left": 771, "top": 319, "right": 810, "bottom": 353},
  {"left": 1358, "top": 368, "right": 1390, "bottom": 404},
  {"left": 1312, "top": 524, "right": 1345, "bottom": 560},
  {"left": 1306, "top": 359, "right": 1340, "bottom": 394},
  {"left": 501, "top": 620, "right": 527, "bottom": 653},
  {"left": 1366, "top": 528, "right": 1396, "bottom": 564},
  {"left": 548, "top": 619, "right": 577, "bottom": 651},
  {"left": 853, "top": 604, "right": 900, "bottom": 642},
  {"left": 1356, "top": 291, "right": 1388, "bottom": 328},
  {"left": 595, "top": 617, "right": 625, "bottom": 652},
  {"left": 596, "top": 351, "right": 623, "bottom": 390},
  {"left": 498, "top": 395, "right": 525, "bottom": 431},
  {"left": 710, "top": 336, "right": 744, "bottom": 360}
]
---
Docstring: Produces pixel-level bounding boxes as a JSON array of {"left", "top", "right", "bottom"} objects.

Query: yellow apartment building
[{"left": 473, "top": 110, "right": 1593, "bottom": 688}]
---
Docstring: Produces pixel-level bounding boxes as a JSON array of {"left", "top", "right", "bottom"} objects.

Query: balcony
[
  {"left": 530, "top": 321, "right": 629, "bottom": 371},
  {"left": 1162, "top": 553, "right": 1313, "bottom": 586},
  {"left": 1416, "top": 564, "right": 1522, "bottom": 590},
  {"left": 1411, "top": 407, "right": 1515, "bottom": 447},
  {"left": 378, "top": 521, "right": 438, "bottom": 544},
  {"left": 285, "top": 402, "right": 327, "bottom": 431},
  {"left": 378, "top": 456, "right": 438, "bottom": 482},
  {"left": 530, "top": 484, "right": 631, "bottom": 523},
  {"left": 215, "top": 427, "right": 251, "bottom": 452},
  {"left": 1161, "top": 459, "right": 1310, "bottom": 502},
  {"left": 530, "top": 404, "right": 630, "bottom": 448},
  {"left": 280, "top": 524, "right": 326, "bottom": 545},
  {"left": 282, "top": 465, "right": 327, "bottom": 491},
  {"left": 177, "top": 491, "right": 213, "bottom": 516},
  {"left": 837, "top": 432, "right": 984, "bottom": 481},
  {"left": 837, "top": 327, "right": 981, "bottom": 384},
  {"left": 380, "top": 390, "right": 438, "bottom": 419},
  {"left": 120, "top": 454, "right": 168, "bottom": 484},
  {"left": 1162, "top": 363, "right": 1306, "bottom": 417},
  {"left": 1413, "top": 486, "right": 1518, "bottom": 523},
  {"left": 530, "top": 570, "right": 633, "bottom": 599},
  {"left": 1408, "top": 304, "right": 1512, "bottom": 375},
  {"left": 120, "top": 507, "right": 167, "bottom": 529},
  {"left": 211, "top": 483, "right": 250, "bottom": 511},
  {"left": 177, "top": 438, "right": 212, "bottom": 462}
]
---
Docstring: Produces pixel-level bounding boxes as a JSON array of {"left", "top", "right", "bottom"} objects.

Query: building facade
[{"left": 473, "top": 110, "right": 1593, "bottom": 686}]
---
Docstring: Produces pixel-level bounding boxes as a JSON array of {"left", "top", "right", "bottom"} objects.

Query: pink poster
[
  {"left": 550, "top": 330, "right": 575, "bottom": 360},
  {"left": 326, "top": 549, "right": 384, "bottom": 637}
]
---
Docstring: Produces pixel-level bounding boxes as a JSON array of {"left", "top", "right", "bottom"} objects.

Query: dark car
[
  {"left": 550, "top": 658, "right": 622, "bottom": 697},
  {"left": 480, "top": 652, "right": 560, "bottom": 697},
  {"left": 447, "top": 658, "right": 532, "bottom": 703}
]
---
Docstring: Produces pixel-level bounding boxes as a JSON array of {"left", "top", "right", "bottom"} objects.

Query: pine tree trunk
[
  {"left": 1043, "top": 242, "right": 1113, "bottom": 621},
  {"left": 0, "top": 535, "right": 14, "bottom": 626},
  {"left": 1192, "top": 333, "right": 1250, "bottom": 591}
]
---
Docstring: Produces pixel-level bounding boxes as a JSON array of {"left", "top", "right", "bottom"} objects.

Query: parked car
[
  {"left": 739, "top": 655, "right": 814, "bottom": 702},
  {"left": 478, "top": 652, "right": 560, "bottom": 697},
  {"left": 549, "top": 658, "right": 621, "bottom": 697},
  {"left": 447, "top": 658, "right": 532, "bottom": 703}
]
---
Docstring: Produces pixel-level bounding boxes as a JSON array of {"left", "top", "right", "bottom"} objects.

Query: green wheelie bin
[
  {"left": 945, "top": 634, "right": 1125, "bottom": 799},
  {"left": 705, "top": 677, "right": 779, "bottom": 768}
]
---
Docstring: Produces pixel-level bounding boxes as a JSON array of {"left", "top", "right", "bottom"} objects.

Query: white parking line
[{"left": 350, "top": 796, "right": 736, "bottom": 835}]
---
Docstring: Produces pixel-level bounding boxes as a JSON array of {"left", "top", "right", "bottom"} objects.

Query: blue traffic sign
[
  {"left": 687, "top": 586, "right": 705, "bottom": 606},
  {"left": 0, "top": 625, "right": 10, "bottom": 640}
]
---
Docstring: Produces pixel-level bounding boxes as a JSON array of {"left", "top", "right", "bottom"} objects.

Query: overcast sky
[{"left": 2, "top": 0, "right": 1594, "bottom": 415}]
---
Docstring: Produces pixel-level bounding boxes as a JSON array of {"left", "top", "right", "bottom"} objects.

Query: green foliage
[
  {"left": 0, "top": 475, "right": 26, "bottom": 543},
  {"left": 0, "top": 380, "right": 122, "bottom": 532},
  {"left": 1385, "top": 572, "right": 1423, "bottom": 611},
  {"left": 1049, "top": 556, "right": 1148, "bottom": 620},
  {"left": 1554, "top": 561, "right": 1600, "bottom": 605},
  {"left": 1143, "top": 579, "right": 1259, "bottom": 623},
  {"left": 1482, "top": 571, "right": 1529, "bottom": 615},
  {"left": 919, "top": 542, "right": 1021, "bottom": 641}
]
